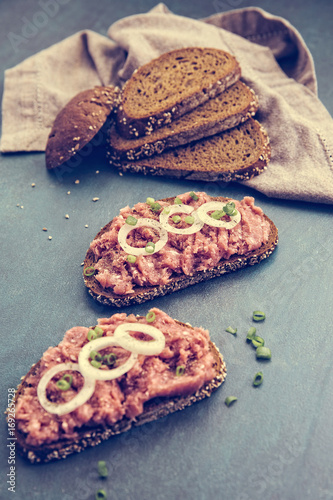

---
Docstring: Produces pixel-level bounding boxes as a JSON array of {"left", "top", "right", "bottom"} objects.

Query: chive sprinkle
[
  {"left": 95, "top": 490, "right": 107, "bottom": 500},
  {"left": 172, "top": 215, "right": 181, "bottom": 224},
  {"left": 184, "top": 216, "right": 195, "bottom": 225},
  {"left": 246, "top": 327, "right": 257, "bottom": 341},
  {"left": 174, "top": 197, "right": 182, "bottom": 205},
  {"left": 253, "top": 311, "right": 266, "bottom": 322},
  {"left": 87, "top": 329, "right": 98, "bottom": 341},
  {"left": 94, "top": 327, "right": 104, "bottom": 338},
  {"left": 146, "top": 311, "right": 156, "bottom": 323},
  {"left": 103, "top": 353, "right": 117, "bottom": 366},
  {"left": 145, "top": 242, "right": 155, "bottom": 254},
  {"left": 83, "top": 266, "right": 95, "bottom": 277},
  {"left": 98, "top": 461, "right": 108, "bottom": 479},
  {"left": 225, "top": 396, "right": 237, "bottom": 407},
  {"left": 253, "top": 372, "right": 264, "bottom": 387},
  {"left": 225, "top": 326, "right": 237, "bottom": 335},
  {"left": 211, "top": 210, "right": 224, "bottom": 220},
  {"left": 91, "top": 360, "right": 102, "bottom": 369},
  {"left": 189, "top": 191, "right": 199, "bottom": 201},
  {"left": 251, "top": 336, "right": 265, "bottom": 348},
  {"left": 150, "top": 202, "right": 162, "bottom": 212},
  {"left": 256, "top": 346, "right": 272, "bottom": 360},
  {"left": 176, "top": 365, "right": 185, "bottom": 376},
  {"left": 127, "top": 255, "right": 137, "bottom": 264},
  {"left": 146, "top": 197, "right": 155, "bottom": 205},
  {"left": 56, "top": 378, "right": 71, "bottom": 391},
  {"left": 125, "top": 216, "right": 137, "bottom": 226},
  {"left": 90, "top": 351, "right": 102, "bottom": 362}
]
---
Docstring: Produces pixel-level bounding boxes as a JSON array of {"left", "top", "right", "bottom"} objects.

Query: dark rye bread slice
[
  {"left": 108, "top": 81, "right": 259, "bottom": 163},
  {"left": 113, "top": 118, "right": 271, "bottom": 183},
  {"left": 45, "top": 86, "right": 120, "bottom": 170},
  {"left": 83, "top": 195, "right": 278, "bottom": 308},
  {"left": 9, "top": 323, "right": 226, "bottom": 463},
  {"left": 116, "top": 47, "right": 241, "bottom": 139}
]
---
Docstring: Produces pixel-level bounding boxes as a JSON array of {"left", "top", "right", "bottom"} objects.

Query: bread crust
[
  {"left": 116, "top": 47, "right": 241, "bottom": 139},
  {"left": 109, "top": 82, "right": 259, "bottom": 162},
  {"left": 110, "top": 119, "right": 270, "bottom": 183},
  {"left": 45, "top": 86, "right": 120, "bottom": 170},
  {"left": 10, "top": 326, "right": 226, "bottom": 463},
  {"left": 83, "top": 195, "right": 278, "bottom": 307}
]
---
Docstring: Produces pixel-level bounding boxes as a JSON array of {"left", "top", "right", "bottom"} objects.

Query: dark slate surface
[{"left": 0, "top": 1, "right": 332, "bottom": 499}]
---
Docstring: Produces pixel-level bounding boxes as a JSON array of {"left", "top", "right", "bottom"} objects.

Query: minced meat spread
[
  {"left": 15, "top": 309, "right": 217, "bottom": 447},
  {"left": 90, "top": 192, "right": 270, "bottom": 295}
]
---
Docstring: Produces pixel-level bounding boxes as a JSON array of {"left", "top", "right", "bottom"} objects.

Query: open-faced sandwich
[
  {"left": 9, "top": 308, "right": 226, "bottom": 463},
  {"left": 83, "top": 191, "right": 278, "bottom": 307}
]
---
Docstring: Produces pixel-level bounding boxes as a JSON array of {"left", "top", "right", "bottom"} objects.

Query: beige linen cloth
[{"left": 1, "top": 4, "right": 333, "bottom": 204}]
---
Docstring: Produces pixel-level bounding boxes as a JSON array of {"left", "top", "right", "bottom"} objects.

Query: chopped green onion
[
  {"left": 56, "top": 378, "right": 71, "bottom": 391},
  {"left": 223, "top": 202, "right": 236, "bottom": 216},
  {"left": 145, "top": 242, "right": 155, "bottom": 254},
  {"left": 90, "top": 350, "right": 103, "bottom": 362},
  {"left": 95, "top": 490, "right": 107, "bottom": 500},
  {"left": 211, "top": 210, "right": 224, "bottom": 220},
  {"left": 94, "top": 327, "right": 104, "bottom": 338},
  {"left": 61, "top": 374, "right": 73, "bottom": 386},
  {"left": 189, "top": 191, "right": 199, "bottom": 201},
  {"left": 125, "top": 216, "right": 137, "bottom": 226},
  {"left": 253, "top": 311, "right": 266, "bottom": 322},
  {"left": 162, "top": 206, "right": 171, "bottom": 215},
  {"left": 84, "top": 266, "right": 95, "bottom": 277},
  {"left": 246, "top": 327, "right": 257, "bottom": 341},
  {"left": 127, "top": 255, "right": 137, "bottom": 264},
  {"left": 256, "top": 346, "right": 271, "bottom": 360},
  {"left": 146, "top": 311, "right": 156, "bottom": 323},
  {"left": 103, "top": 353, "right": 117, "bottom": 366},
  {"left": 225, "top": 326, "right": 237, "bottom": 335},
  {"left": 87, "top": 329, "right": 97, "bottom": 341},
  {"left": 251, "top": 336, "right": 265, "bottom": 348},
  {"left": 176, "top": 365, "right": 185, "bottom": 376},
  {"left": 225, "top": 396, "right": 237, "bottom": 407},
  {"left": 253, "top": 372, "right": 264, "bottom": 387},
  {"left": 91, "top": 360, "right": 102, "bottom": 369},
  {"left": 146, "top": 197, "right": 155, "bottom": 205},
  {"left": 184, "top": 216, "right": 195, "bottom": 225},
  {"left": 98, "top": 461, "right": 108, "bottom": 479},
  {"left": 174, "top": 197, "right": 182, "bottom": 205},
  {"left": 172, "top": 215, "right": 181, "bottom": 224},
  {"left": 150, "top": 202, "right": 161, "bottom": 212}
]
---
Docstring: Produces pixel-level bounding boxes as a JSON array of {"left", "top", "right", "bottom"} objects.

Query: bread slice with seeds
[
  {"left": 108, "top": 81, "right": 259, "bottom": 163},
  {"left": 112, "top": 118, "right": 270, "bottom": 183},
  {"left": 83, "top": 193, "right": 278, "bottom": 308},
  {"left": 45, "top": 86, "right": 120, "bottom": 170},
  {"left": 9, "top": 312, "right": 226, "bottom": 463},
  {"left": 116, "top": 47, "right": 241, "bottom": 139}
]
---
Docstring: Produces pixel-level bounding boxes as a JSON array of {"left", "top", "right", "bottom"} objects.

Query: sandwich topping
[
  {"left": 89, "top": 192, "right": 271, "bottom": 295},
  {"left": 15, "top": 309, "right": 218, "bottom": 447}
]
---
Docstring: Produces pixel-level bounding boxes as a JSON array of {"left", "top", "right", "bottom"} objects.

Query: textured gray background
[{"left": 0, "top": 0, "right": 332, "bottom": 499}]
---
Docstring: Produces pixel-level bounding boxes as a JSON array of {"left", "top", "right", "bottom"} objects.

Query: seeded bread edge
[
  {"left": 108, "top": 87, "right": 259, "bottom": 163},
  {"left": 83, "top": 196, "right": 278, "bottom": 308},
  {"left": 10, "top": 331, "right": 225, "bottom": 463}
]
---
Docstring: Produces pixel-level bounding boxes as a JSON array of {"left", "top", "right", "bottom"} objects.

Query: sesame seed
[
  {"left": 42, "top": 227, "right": 47, "bottom": 231},
  {"left": 31, "top": 183, "right": 36, "bottom": 187},
  {"left": 92, "top": 197, "right": 99, "bottom": 202},
  {"left": 65, "top": 214, "right": 69, "bottom": 219},
  {"left": 75, "top": 180, "right": 80, "bottom": 184},
  {"left": 95, "top": 170, "right": 99, "bottom": 174},
  {"left": 85, "top": 224, "right": 88, "bottom": 228},
  {"left": 67, "top": 191, "right": 71, "bottom": 195},
  {"left": 20, "top": 206, "right": 24, "bottom": 209},
  {"left": 48, "top": 236, "right": 52, "bottom": 240}
]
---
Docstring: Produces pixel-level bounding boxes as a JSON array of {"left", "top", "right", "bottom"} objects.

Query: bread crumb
[
  {"left": 96, "top": 170, "right": 99, "bottom": 174},
  {"left": 42, "top": 227, "right": 47, "bottom": 231},
  {"left": 92, "top": 197, "right": 99, "bottom": 202},
  {"left": 75, "top": 180, "right": 80, "bottom": 184},
  {"left": 67, "top": 191, "right": 71, "bottom": 195}
]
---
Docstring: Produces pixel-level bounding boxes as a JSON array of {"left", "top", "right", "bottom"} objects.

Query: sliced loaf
[
  {"left": 116, "top": 47, "right": 241, "bottom": 138},
  {"left": 112, "top": 118, "right": 271, "bottom": 183},
  {"left": 109, "top": 81, "right": 259, "bottom": 163}
]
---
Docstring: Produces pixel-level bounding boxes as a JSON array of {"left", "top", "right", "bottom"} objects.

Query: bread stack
[{"left": 107, "top": 47, "right": 270, "bottom": 182}]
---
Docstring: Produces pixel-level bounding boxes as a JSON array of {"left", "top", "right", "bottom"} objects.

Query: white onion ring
[
  {"left": 78, "top": 337, "right": 138, "bottom": 381},
  {"left": 113, "top": 323, "right": 166, "bottom": 355},
  {"left": 118, "top": 218, "right": 168, "bottom": 256},
  {"left": 37, "top": 363, "right": 96, "bottom": 416},
  {"left": 159, "top": 205, "right": 204, "bottom": 235},
  {"left": 196, "top": 201, "right": 241, "bottom": 229}
]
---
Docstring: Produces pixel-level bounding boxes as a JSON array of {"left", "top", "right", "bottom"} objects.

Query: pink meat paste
[
  {"left": 90, "top": 192, "right": 270, "bottom": 295},
  {"left": 15, "top": 308, "right": 217, "bottom": 447}
]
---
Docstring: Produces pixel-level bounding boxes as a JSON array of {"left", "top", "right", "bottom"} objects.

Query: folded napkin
[{"left": 1, "top": 3, "right": 333, "bottom": 204}]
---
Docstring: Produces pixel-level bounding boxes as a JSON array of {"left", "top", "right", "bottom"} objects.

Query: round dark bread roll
[{"left": 45, "top": 86, "right": 121, "bottom": 170}]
